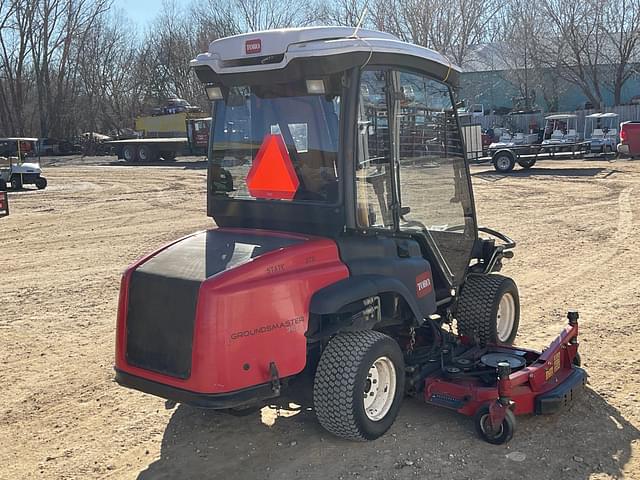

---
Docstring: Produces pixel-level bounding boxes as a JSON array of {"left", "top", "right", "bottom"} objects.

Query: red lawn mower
[{"left": 115, "top": 27, "right": 585, "bottom": 444}]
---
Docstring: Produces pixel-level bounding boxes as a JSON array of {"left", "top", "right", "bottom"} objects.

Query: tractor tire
[
  {"left": 517, "top": 158, "right": 536, "bottom": 169},
  {"left": 35, "top": 177, "right": 47, "bottom": 190},
  {"left": 137, "top": 145, "right": 156, "bottom": 162},
  {"left": 456, "top": 274, "right": 520, "bottom": 345},
  {"left": 122, "top": 145, "right": 137, "bottom": 162},
  {"left": 11, "top": 173, "right": 22, "bottom": 190},
  {"left": 493, "top": 152, "right": 515, "bottom": 173},
  {"left": 313, "top": 331, "right": 405, "bottom": 441}
]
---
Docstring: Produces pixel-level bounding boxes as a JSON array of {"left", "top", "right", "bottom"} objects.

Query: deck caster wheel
[
  {"left": 474, "top": 404, "right": 516, "bottom": 445},
  {"left": 573, "top": 352, "right": 582, "bottom": 367},
  {"left": 313, "top": 331, "right": 405, "bottom": 441}
]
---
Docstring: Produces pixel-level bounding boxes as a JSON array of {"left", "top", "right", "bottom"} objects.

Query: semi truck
[{"left": 108, "top": 99, "right": 210, "bottom": 162}]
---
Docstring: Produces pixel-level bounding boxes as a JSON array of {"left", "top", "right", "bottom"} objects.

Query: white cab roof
[
  {"left": 545, "top": 114, "right": 577, "bottom": 120},
  {"left": 585, "top": 112, "right": 619, "bottom": 118},
  {"left": 191, "top": 26, "right": 460, "bottom": 76}
]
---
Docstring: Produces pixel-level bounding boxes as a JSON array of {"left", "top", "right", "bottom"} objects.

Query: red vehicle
[
  {"left": 618, "top": 121, "right": 640, "bottom": 158},
  {"left": 115, "top": 27, "right": 585, "bottom": 444},
  {"left": 0, "top": 190, "right": 8, "bottom": 217}
]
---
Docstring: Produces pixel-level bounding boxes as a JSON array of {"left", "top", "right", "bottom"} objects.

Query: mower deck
[{"left": 421, "top": 311, "right": 585, "bottom": 443}]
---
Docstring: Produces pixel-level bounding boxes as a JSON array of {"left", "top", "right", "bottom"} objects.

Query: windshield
[{"left": 209, "top": 76, "right": 342, "bottom": 203}]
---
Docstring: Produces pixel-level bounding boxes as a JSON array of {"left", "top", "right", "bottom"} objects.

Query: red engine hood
[{"left": 116, "top": 228, "right": 349, "bottom": 394}]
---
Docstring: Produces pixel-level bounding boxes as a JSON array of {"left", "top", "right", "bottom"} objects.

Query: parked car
[{"left": 617, "top": 121, "right": 640, "bottom": 158}]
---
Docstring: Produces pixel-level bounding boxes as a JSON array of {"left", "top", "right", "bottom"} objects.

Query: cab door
[{"left": 390, "top": 69, "right": 477, "bottom": 290}]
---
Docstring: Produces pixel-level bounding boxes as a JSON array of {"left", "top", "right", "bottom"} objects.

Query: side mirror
[{"left": 400, "top": 206, "right": 411, "bottom": 216}]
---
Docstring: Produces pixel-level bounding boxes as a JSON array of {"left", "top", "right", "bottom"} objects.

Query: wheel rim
[
  {"left": 496, "top": 156, "right": 511, "bottom": 170},
  {"left": 479, "top": 413, "right": 504, "bottom": 439},
  {"left": 363, "top": 356, "right": 397, "bottom": 421},
  {"left": 124, "top": 148, "right": 134, "bottom": 161},
  {"left": 139, "top": 148, "right": 148, "bottom": 161},
  {"left": 496, "top": 292, "right": 516, "bottom": 342}
]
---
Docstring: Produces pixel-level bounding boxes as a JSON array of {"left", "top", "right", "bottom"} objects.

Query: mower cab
[{"left": 115, "top": 27, "right": 583, "bottom": 444}]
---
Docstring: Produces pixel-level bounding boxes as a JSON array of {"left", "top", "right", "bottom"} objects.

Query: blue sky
[{"left": 114, "top": 0, "right": 160, "bottom": 27}]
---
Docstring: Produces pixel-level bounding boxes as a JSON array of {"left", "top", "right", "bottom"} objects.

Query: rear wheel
[
  {"left": 313, "top": 331, "right": 405, "bottom": 441},
  {"left": 517, "top": 158, "right": 536, "bottom": 169},
  {"left": 34, "top": 177, "right": 47, "bottom": 190},
  {"left": 11, "top": 173, "right": 22, "bottom": 190},
  {"left": 456, "top": 274, "right": 520, "bottom": 345},
  {"left": 161, "top": 151, "right": 177, "bottom": 161},
  {"left": 493, "top": 152, "right": 515, "bottom": 173},
  {"left": 137, "top": 145, "right": 155, "bottom": 162},
  {"left": 122, "top": 145, "right": 137, "bottom": 162}
]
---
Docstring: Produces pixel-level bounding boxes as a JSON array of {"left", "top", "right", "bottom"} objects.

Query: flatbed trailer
[{"left": 488, "top": 141, "right": 592, "bottom": 172}]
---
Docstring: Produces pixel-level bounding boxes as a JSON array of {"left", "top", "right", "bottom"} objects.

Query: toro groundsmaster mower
[{"left": 115, "top": 27, "right": 585, "bottom": 444}]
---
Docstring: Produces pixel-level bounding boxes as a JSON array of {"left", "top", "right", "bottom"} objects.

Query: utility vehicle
[
  {"left": 541, "top": 114, "right": 581, "bottom": 147},
  {"left": 584, "top": 113, "right": 618, "bottom": 154},
  {"left": 0, "top": 138, "right": 47, "bottom": 190},
  {"left": 115, "top": 27, "right": 584, "bottom": 444}
]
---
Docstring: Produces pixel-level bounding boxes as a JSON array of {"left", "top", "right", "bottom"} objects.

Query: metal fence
[{"left": 475, "top": 105, "right": 640, "bottom": 133}]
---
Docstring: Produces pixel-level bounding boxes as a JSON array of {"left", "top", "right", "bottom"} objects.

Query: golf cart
[
  {"left": 584, "top": 113, "right": 618, "bottom": 154},
  {"left": 0, "top": 138, "right": 47, "bottom": 190},
  {"left": 115, "top": 27, "right": 585, "bottom": 444},
  {"left": 541, "top": 114, "right": 581, "bottom": 147}
]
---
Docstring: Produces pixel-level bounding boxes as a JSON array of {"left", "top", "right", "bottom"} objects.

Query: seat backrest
[
  {"left": 592, "top": 128, "right": 604, "bottom": 138},
  {"left": 551, "top": 130, "right": 563, "bottom": 138},
  {"left": 567, "top": 129, "right": 576, "bottom": 136},
  {"left": 607, "top": 128, "right": 617, "bottom": 137}
]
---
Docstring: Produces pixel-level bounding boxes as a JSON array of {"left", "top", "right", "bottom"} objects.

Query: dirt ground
[{"left": 1, "top": 155, "right": 639, "bottom": 480}]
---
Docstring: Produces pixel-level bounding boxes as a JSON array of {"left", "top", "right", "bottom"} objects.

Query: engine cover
[{"left": 116, "top": 228, "right": 348, "bottom": 394}]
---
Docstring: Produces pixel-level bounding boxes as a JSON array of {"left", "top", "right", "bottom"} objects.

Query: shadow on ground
[
  {"left": 137, "top": 387, "right": 638, "bottom": 480},
  {"left": 472, "top": 167, "right": 613, "bottom": 181}
]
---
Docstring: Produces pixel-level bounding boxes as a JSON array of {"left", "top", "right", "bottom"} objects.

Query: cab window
[{"left": 355, "top": 69, "right": 395, "bottom": 229}]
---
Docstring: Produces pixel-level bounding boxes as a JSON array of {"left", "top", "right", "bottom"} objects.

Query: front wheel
[
  {"left": 35, "top": 177, "right": 47, "bottom": 190},
  {"left": 456, "top": 274, "right": 520, "bottom": 345},
  {"left": 313, "top": 331, "right": 405, "bottom": 441},
  {"left": 122, "top": 145, "right": 137, "bottom": 162}
]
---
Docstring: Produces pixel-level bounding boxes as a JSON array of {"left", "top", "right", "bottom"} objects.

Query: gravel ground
[{"left": 1, "top": 155, "right": 639, "bottom": 479}]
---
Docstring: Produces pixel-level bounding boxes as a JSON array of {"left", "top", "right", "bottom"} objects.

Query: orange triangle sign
[{"left": 247, "top": 134, "right": 300, "bottom": 200}]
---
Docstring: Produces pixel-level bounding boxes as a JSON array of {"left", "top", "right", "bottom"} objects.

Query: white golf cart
[
  {"left": 584, "top": 113, "right": 618, "bottom": 154},
  {"left": 541, "top": 114, "right": 581, "bottom": 146},
  {"left": 0, "top": 138, "right": 47, "bottom": 190}
]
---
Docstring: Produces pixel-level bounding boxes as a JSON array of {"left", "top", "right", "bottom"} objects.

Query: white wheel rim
[
  {"left": 139, "top": 148, "right": 147, "bottom": 161},
  {"left": 124, "top": 148, "right": 133, "bottom": 161},
  {"left": 497, "top": 157, "right": 510, "bottom": 170},
  {"left": 363, "top": 356, "right": 397, "bottom": 421},
  {"left": 496, "top": 292, "right": 516, "bottom": 342}
]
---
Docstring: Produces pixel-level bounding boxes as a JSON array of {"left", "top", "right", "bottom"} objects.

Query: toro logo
[
  {"left": 245, "top": 39, "right": 262, "bottom": 55},
  {"left": 416, "top": 271, "right": 433, "bottom": 298}
]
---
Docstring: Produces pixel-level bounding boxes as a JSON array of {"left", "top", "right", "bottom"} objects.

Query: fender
[{"left": 309, "top": 274, "right": 434, "bottom": 323}]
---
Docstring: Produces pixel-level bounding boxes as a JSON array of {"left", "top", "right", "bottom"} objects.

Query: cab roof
[{"left": 190, "top": 26, "right": 460, "bottom": 77}]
